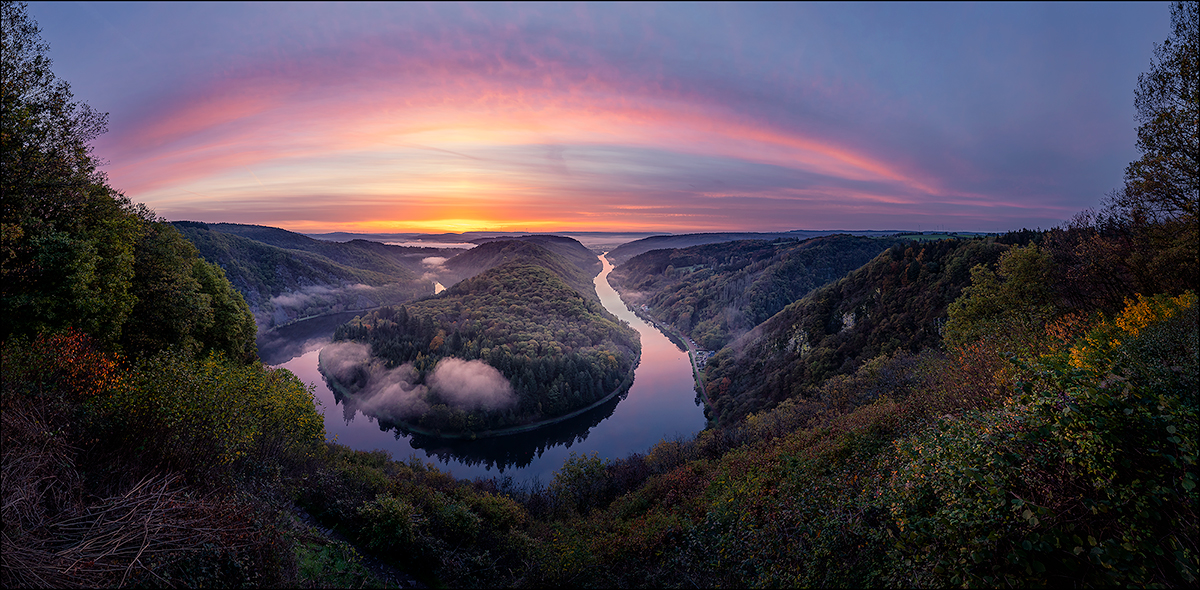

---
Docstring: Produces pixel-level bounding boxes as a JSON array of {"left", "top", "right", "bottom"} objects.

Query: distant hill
[
  {"left": 606, "top": 230, "right": 902, "bottom": 265},
  {"left": 437, "top": 236, "right": 601, "bottom": 299},
  {"left": 202, "top": 222, "right": 452, "bottom": 276},
  {"left": 471, "top": 235, "right": 601, "bottom": 276},
  {"left": 702, "top": 237, "right": 1010, "bottom": 427},
  {"left": 609, "top": 235, "right": 907, "bottom": 349},
  {"left": 173, "top": 222, "right": 457, "bottom": 330}
]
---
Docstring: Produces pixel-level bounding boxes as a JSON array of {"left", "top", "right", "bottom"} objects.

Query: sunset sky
[{"left": 29, "top": 2, "right": 1168, "bottom": 234}]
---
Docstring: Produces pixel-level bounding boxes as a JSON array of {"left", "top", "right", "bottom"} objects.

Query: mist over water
[{"left": 270, "top": 253, "right": 706, "bottom": 484}]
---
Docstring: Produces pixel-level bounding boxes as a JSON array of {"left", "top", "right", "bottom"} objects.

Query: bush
[{"left": 87, "top": 350, "right": 325, "bottom": 483}]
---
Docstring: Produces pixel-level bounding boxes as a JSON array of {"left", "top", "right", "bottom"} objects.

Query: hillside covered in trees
[
  {"left": 609, "top": 234, "right": 906, "bottom": 349},
  {"left": 326, "top": 244, "right": 640, "bottom": 437},
  {"left": 435, "top": 235, "right": 602, "bottom": 300},
  {"left": 605, "top": 230, "right": 901, "bottom": 265},
  {"left": 701, "top": 236, "right": 1008, "bottom": 427},
  {"left": 3, "top": 1, "right": 1196, "bottom": 588},
  {"left": 172, "top": 221, "right": 456, "bottom": 331}
]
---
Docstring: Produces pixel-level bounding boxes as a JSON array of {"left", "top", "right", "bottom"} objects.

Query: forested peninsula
[
  {"left": 322, "top": 246, "right": 640, "bottom": 437},
  {"left": 3, "top": 1, "right": 1196, "bottom": 588}
]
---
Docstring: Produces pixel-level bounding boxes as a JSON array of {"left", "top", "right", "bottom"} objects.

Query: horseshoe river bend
[{"left": 265, "top": 254, "right": 708, "bottom": 485}]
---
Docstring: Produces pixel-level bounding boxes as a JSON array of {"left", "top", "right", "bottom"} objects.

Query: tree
[
  {"left": 944, "top": 243, "right": 1058, "bottom": 357},
  {"left": 1, "top": 1, "right": 259, "bottom": 361},
  {"left": 1114, "top": 1, "right": 1198, "bottom": 225},
  {"left": 2, "top": 0, "right": 142, "bottom": 345}
]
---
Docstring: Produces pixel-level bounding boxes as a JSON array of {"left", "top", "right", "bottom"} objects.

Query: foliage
[
  {"left": 2, "top": 0, "right": 140, "bottom": 348},
  {"left": 296, "top": 444, "right": 538, "bottom": 587},
  {"left": 332, "top": 260, "right": 640, "bottom": 433},
  {"left": 1116, "top": 0, "right": 1198, "bottom": 226},
  {"left": 943, "top": 243, "right": 1058, "bottom": 358},
  {"left": 501, "top": 293, "right": 1197, "bottom": 589},
  {"left": 609, "top": 235, "right": 904, "bottom": 349},
  {"left": 2, "top": 3, "right": 258, "bottom": 361},
  {"left": 86, "top": 349, "right": 326, "bottom": 482},
  {"left": 702, "top": 237, "right": 1012, "bottom": 428},
  {"left": 1, "top": 331, "right": 298, "bottom": 589},
  {"left": 293, "top": 537, "right": 381, "bottom": 588}
]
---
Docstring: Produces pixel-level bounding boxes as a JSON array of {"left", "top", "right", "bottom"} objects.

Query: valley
[{"left": 5, "top": 3, "right": 1195, "bottom": 586}]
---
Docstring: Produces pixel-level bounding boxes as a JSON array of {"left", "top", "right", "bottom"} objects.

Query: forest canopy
[{"left": 326, "top": 254, "right": 640, "bottom": 436}]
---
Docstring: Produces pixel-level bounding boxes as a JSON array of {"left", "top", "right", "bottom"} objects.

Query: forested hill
[
  {"left": 606, "top": 230, "right": 901, "bottom": 265},
  {"left": 439, "top": 237, "right": 601, "bottom": 300},
  {"left": 472, "top": 234, "right": 601, "bottom": 277},
  {"left": 329, "top": 260, "right": 640, "bottom": 435},
  {"left": 6, "top": 1, "right": 1195, "bottom": 587},
  {"left": 173, "top": 222, "right": 456, "bottom": 330},
  {"left": 703, "top": 237, "right": 1010, "bottom": 427},
  {"left": 202, "top": 222, "right": 458, "bottom": 275},
  {"left": 608, "top": 234, "right": 906, "bottom": 349}
]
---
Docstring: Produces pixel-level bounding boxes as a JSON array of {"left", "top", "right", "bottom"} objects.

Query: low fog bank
[
  {"left": 253, "top": 281, "right": 434, "bottom": 332},
  {"left": 322, "top": 342, "right": 516, "bottom": 423}
]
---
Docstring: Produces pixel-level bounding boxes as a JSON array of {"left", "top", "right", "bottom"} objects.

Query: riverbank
[
  {"left": 318, "top": 347, "right": 638, "bottom": 440},
  {"left": 611, "top": 294, "right": 712, "bottom": 410}
]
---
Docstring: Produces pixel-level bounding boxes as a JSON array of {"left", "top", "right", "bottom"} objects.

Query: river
[{"left": 269, "top": 254, "right": 706, "bottom": 484}]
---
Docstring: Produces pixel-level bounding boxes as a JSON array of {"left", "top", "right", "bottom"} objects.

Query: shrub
[{"left": 87, "top": 350, "right": 325, "bottom": 483}]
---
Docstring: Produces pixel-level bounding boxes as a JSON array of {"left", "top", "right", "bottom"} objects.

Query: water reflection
[
  {"left": 256, "top": 311, "right": 363, "bottom": 365},
  {"left": 328, "top": 375, "right": 628, "bottom": 472},
  {"left": 268, "top": 253, "right": 705, "bottom": 483}
]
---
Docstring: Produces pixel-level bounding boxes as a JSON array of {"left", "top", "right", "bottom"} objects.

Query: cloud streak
[{"left": 29, "top": 2, "right": 1168, "bottom": 233}]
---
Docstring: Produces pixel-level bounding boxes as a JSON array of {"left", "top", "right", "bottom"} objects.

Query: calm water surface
[{"left": 271, "top": 254, "right": 706, "bottom": 484}]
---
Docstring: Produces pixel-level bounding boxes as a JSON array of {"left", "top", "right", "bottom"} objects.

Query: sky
[{"left": 28, "top": 1, "right": 1170, "bottom": 234}]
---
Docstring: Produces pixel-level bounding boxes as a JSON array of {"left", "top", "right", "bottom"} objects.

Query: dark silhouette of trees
[
  {"left": 1116, "top": 0, "right": 1198, "bottom": 225},
  {"left": 1, "top": 1, "right": 256, "bottom": 360}
]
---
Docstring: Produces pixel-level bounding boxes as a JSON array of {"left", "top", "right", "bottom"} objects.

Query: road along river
[{"left": 270, "top": 253, "right": 707, "bottom": 484}]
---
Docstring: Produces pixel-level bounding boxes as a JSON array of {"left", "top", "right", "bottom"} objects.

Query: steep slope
[
  {"left": 609, "top": 235, "right": 906, "bottom": 349},
  {"left": 606, "top": 230, "right": 901, "bottom": 265},
  {"left": 703, "top": 238, "right": 1009, "bottom": 427},
  {"left": 173, "top": 222, "right": 440, "bottom": 329},
  {"left": 203, "top": 222, "right": 454, "bottom": 277}
]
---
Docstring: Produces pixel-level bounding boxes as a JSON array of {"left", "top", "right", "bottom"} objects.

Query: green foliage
[
  {"left": 944, "top": 243, "right": 1058, "bottom": 356},
  {"left": 1, "top": 4, "right": 259, "bottom": 360},
  {"left": 357, "top": 493, "right": 424, "bottom": 553},
  {"left": 1117, "top": 0, "right": 1198, "bottom": 226},
  {"left": 550, "top": 452, "right": 615, "bottom": 516},
  {"left": 2, "top": 0, "right": 142, "bottom": 348},
  {"left": 294, "top": 538, "right": 381, "bottom": 589},
  {"left": 332, "top": 261, "right": 640, "bottom": 433},
  {"left": 882, "top": 293, "right": 1198, "bottom": 587},
  {"left": 119, "top": 221, "right": 259, "bottom": 361},
  {"left": 87, "top": 350, "right": 325, "bottom": 481}
]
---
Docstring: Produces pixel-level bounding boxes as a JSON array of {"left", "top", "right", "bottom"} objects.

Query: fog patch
[
  {"left": 429, "top": 358, "right": 516, "bottom": 411},
  {"left": 269, "top": 283, "right": 372, "bottom": 309},
  {"left": 321, "top": 343, "right": 514, "bottom": 419},
  {"left": 320, "top": 342, "right": 430, "bottom": 420},
  {"left": 421, "top": 257, "right": 447, "bottom": 268},
  {"left": 360, "top": 362, "right": 430, "bottom": 419}
]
